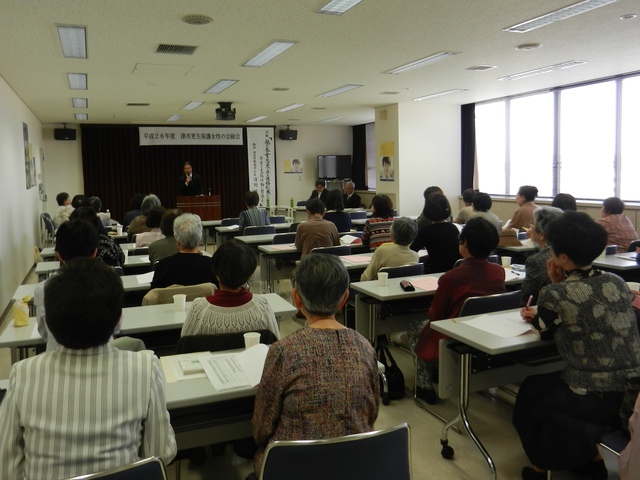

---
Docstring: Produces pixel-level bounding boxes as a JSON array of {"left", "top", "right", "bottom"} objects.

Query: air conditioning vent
[
  {"left": 156, "top": 44, "right": 198, "bottom": 55},
  {"left": 126, "top": 103, "right": 150, "bottom": 107}
]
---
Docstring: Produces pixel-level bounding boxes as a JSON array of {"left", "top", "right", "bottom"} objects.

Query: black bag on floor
[{"left": 376, "top": 336, "right": 405, "bottom": 399}]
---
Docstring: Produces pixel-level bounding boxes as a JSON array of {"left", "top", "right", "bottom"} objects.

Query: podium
[{"left": 176, "top": 195, "right": 221, "bottom": 221}]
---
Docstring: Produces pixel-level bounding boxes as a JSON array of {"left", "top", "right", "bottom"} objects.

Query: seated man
[
  {"left": 53, "top": 191, "right": 74, "bottom": 228},
  {"left": 343, "top": 181, "right": 361, "bottom": 208},
  {"left": 151, "top": 213, "right": 217, "bottom": 289},
  {"left": 0, "top": 258, "right": 177, "bottom": 479},
  {"left": 307, "top": 179, "right": 328, "bottom": 204},
  {"left": 360, "top": 217, "right": 419, "bottom": 281},
  {"left": 294, "top": 199, "right": 339, "bottom": 257}
]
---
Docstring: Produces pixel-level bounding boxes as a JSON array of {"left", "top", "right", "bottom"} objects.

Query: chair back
[
  {"left": 142, "top": 283, "right": 215, "bottom": 306},
  {"left": 260, "top": 423, "right": 411, "bottom": 480},
  {"left": 272, "top": 232, "right": 296, "bottom": 244},
  {"left": 311, "top": 245, "right": 351, "bottom": 256},
  {"left": 628, "top": 239, "right": 640, "bottom": 252},
  {"left": 112, "top": 266, "right": 124, "bottom": 277},
  {"left": 339, "top": 231, "right": 363, "bottom": 239},
  {"left": 379, "top": 263, "right": 424, "bottom": 279},
  {"left": 289, "top": 222, "right": 301, "bottom": 232},
  {"left": 221, "top": 217, "right": 240, "bottom": 226},
  {"left": 128, "top": 247, "right": 149, "bottom": 256},
  {"left": 269, "top": 215, "right": 286, "bottom": 224},
  {"left": 453, "top": 258, "right": 464, "bottom": 269},
  {"left": 41, "top": 213, "right": 56, "bottom": 237},
  {"left": 348, "top": 211, "right": 367, "bottom": 220},
  {"left": 296, "top": 201, "right": 307, "bottom": 207},
  {"left": 458, "top": 290, "right": 521, "bottom": 317},
  {"left": 488, "top": 254, "right": 499, "bottom": 264},
  {"left": 243, "top": 225, "right": 276, "bottom": 236},
  {"left": 177, "top": 329, "right": 278, "bottom": 354},
  {"left": 65, "top": 456, "right": 167, "bottom": 480}
]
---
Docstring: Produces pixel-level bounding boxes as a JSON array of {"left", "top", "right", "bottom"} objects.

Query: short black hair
[
  {"left": 423, "top": 193, "right": 451, "bottom": 222},
  {"left": 160, "top": 209, "right": 182, "bottom": 236},
  {"left": 182, "top": 161, "right": 193, "bottom": 168},
  {"left": 45, "top": 258, "right": 123, "bottom": 349},
  {"left": 55, "top": 219, "right": 98, "bottom": 261},
  {"left": 325, "top": 189, "right": 344, "bottom": 211},
  {"left": 551, "top": 193, "right": 577, "bottom": 211},
  {"left": 462, "top": 188, "right": 478, "bottom": 203},
  {"left": 88, "top": 196, "right": 102, "bottom": 212},
  {"left": 146, "top": 206, "right": 165, "bottom": 228},
  {"left": 603, "top": 197, "right": 625, "bottom": 215},
  {"left": 211, "top": 239, "right": 257, "bottom": 289},
  {"left": 459, "top": 217, "right": 499, "bottom": 258},
  {"left": 423, "top": 186, "right": 443, "bottom": 199},
  {"left": 306, "top": 198, "right": 325, "bottom": 215},
  {"left": 517, "top": 185, "right": 538, "bottom": 202},
  {"left": 245, "top": 190, "right": 260, "bottom": 207},
  {"left": 471, "top": 192, "right": 492, "bottom": 212},
  {"left": 545, "top": 211, "right": 607, "bottom": 267},
  {"left": 371, "top": 194, "right": 393, "bottom": 218},
  {"left": 56, "top": 192, "right": 69, "bottom": 206},
  {"left": 71, "top": 194, "right": 88, "bottom": 209},
  {"left": 315, "top": 179, "right": 325, "bottom": 188}
]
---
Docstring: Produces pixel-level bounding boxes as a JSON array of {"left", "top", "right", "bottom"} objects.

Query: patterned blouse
[
  {"left": 362, "top": 217, "right": 394, "bottom": 250},
  {"left": 533, "top": 266, "right": 640, "bottom": 392},
  {"left": 252, "top": 328, "right": 380, "bottom": 473},
  {"left": 97, "top": 233, "right": 125, "bottom": 267},
  {"left": 597, "top": 214, "right": 639, "bottom": 253},
  {"left": 521, "top": 246, "right": 551, "bottom": 306}
]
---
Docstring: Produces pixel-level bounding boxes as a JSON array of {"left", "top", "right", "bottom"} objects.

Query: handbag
[
  {"left": 498, "top": 229, "right": 522, "bottom": 247},
  {"left": 376, "top": 336, "right": 405, "bottom": 399}
]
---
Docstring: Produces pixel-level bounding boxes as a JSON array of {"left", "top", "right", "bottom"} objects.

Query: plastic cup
[
  {"left": 244, "top": 332, "right": 261, "bottom": 349},
  {"left": 378, "top": 272, "right": 388, "bottom": 286},
  {"left": 173, "top": 294, "right": 186, "bottom": 311},
  {"left": 501, "top": 256, "right": 512, "bottom": 268},
  {"left": 116, "top": 225, "right": 123, "bottom": 235}
]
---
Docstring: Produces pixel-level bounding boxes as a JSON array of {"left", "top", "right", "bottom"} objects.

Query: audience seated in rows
[
  {"left": 360, "top": 217, "right": 419, "bottom": 281},
  {"left": 70, "top": 207, "right": 124, "bottom": 267},
  {"left": 0, "top": 257, "right": 176, "bottom": 478},
  {"left": 128, "top": 194, "right": 161, "bottom": 241},
  {"left": 122, "top": 192, "right": 145, "bottom": 229},
  {"left": 343, "top": 180, "right": 361, "bottom": 208},
  {"left": 239, "top": 190, "right": 270, "bottom": 231},
  {"left": 294, "top": 199, "right": 339, "bottom": 257},
  {"left": 135, "top": 206, "right": 165, "bottom": 247},
  {"left": 416, "top": 186, "right": 445, "bottom": 229},
  {"left": 148, "top": 208, "right": 181, "bottom": 268},
  {"left": 252, "top": 254, "right": 379, "bottom": 474},
  {"left": 452, "top": 188, "right": 478, "bottom": 224},
  {"left": 362, "top": 194, "right": 394, "bottom": 250},
  {"left": 323, "top": 189, "right": 352, "bottom": 233},
  {"left": 182, "top": 239, "right": 280, "bottom": 338},
  {"left": 410, "top": 217, "right": 505, "bottom": 404},
  {"left": 551, "top": 192, "right": 577, "bottom": 211},
  {"left": 53, "top": 191, "right": 73, "bottom": 228},
  {"left": 88, "top": 196, "right": 111, "bottom": 227},
  {"left": 504, "top": 185, "right": 538, "bottom": 232},
  {"left": 597, "top": 196, "right": 639, "bottom": 253},
  {"left": 470, "top": 192, "right": 501, "bottom": 232}
]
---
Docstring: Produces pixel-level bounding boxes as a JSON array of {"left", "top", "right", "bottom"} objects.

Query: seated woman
[
  {"left": 148, "top": 209, "right": 181, "bottom": 267},
  {"left": 360, "top": 217, "right": 419, "bottom": 281},
  {"left": 362, "top": 194, "right": 395, "bottom": 250},
  {"left": 410, "top": 193, "right": 461, "bottom": 273},
  {"left": 239, "top": 190, "right": 270, "bottom": 232},
  {"left": 469, "top": 192, "right": 501, "bottom": 232},
  {"left": 452, "top": 188, "right": 477, "bottom": 224},
  {"left": 252, "top": 254, "right": 379, "bottom": 474},
  {"left": 70, "top": 207, "right": 125, "bottom": 268},
  {"left": 128, "top": 194, "right": 161, "bottom": 241},
  {"left": 416, "top": 186, "right": 445, "bottom": 229},
  {"left": 323, "top": 189, "right": 352, "bottom": 233},
  {"left": 181, "top": 239, "right": 280, "bottom": 338},
  {"left": 597, "top": 196, "right": 639, "bottom": 253},
  {"left": 520, "top": 206, "right": 563, "bottom": 306},
  {"left": 514, "top": 211, "right": 640, "bottom": 480},
  {"left": 504, "top": 185, "right": 538, "bottom": 232},
  {"left": 410, "top": 217, "right": 505, "bottom": 403},
  {"left": 134, "top": 206, "right": 165, "bottom": 247}
]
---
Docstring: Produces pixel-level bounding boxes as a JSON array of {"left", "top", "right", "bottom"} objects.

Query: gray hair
[
  {"left": 293, "top": 255, "right": 349, "bottom": 316},
  {"left": 173, "top": 213, "right": 202, "bottom": 249},
  {"left": 391, "top": 217, "right": 418, "bottom": 246},
  {"left": 533, "top": 206, "right": 563, "bottom": 235},
  {"left": 345, "top": 180, "right": 355, "bottom": 188},
  {"left": 141, "top": 194, "right": 161, "bottom": 215}
]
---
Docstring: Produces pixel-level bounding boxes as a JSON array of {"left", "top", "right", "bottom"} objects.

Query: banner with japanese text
[
  {"left": 139, "top": 127, "right": 243, "bottom": 146},
  {"left": 246, "top": 127, "right": 275, "bottom": 207}
]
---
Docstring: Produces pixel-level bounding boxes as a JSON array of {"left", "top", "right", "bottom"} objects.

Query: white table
[{"left": 593, "top": 251, "right": 640, "bottom": 271}]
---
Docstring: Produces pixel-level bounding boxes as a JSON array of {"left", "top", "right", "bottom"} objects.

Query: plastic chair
[
  {"left": 628, "top": 239, "right": 640, "bottom": 252},
  {"left": 289, "top": 222, "right": 301, "bottom": 233},
  {"left": 311, "top": 245, "right": 351, "bottom": 256},
  {"left": 458, "top": 290, "right": 522, "bottom": 317},
  {"left": 272, "top": 232, "right": 296, "bottom": 244},
  {"left": 243, "top": 225, "right": 276, "bottom": 236},
  {"left": 269, "top": 215, "right": 286, "bottom": 224},
  {"left": 380, "top": 263, "right": 424, "bottom": 279},
  {"left": 296, "top": 201, "right": 307, "bottom": 207},
  {"left": 128, "top": 247, "right": 149, "bottom": 256},
  {"left": 221, "top": 217, "right": 240, "bottom": 226},
  {"left": 259, "top": 423, "right": 411, "bottom": 480},
  {"left": 65, "top": 456, "right": 167, "bottom": 480},
  {"left": 348, "top": 211, "right": 367, "bottom": 220},
  {"left": 41, "top": 213, "right": 56, "bottom": 247},
  {"left": 142, "top": 283, "right": 215, "bottom": 306},
  {"left": 177, "top": 329, "right": 278, "bottom": 354}
]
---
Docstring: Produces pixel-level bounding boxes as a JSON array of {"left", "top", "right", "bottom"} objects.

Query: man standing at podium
[{"left": 177, "top": 161, "right": 203, "bottom": 196}]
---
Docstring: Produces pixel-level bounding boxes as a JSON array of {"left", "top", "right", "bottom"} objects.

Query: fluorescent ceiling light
[
  {"left": 386, "top": 52, "right": 460, "bottom": 74},
  {"left": 244, "top": 42, "right": 296, "bottom": 67},
  {"left": 182, "top": 101, "right": 204, "bottom": 110},
  {"left": 247, "top": 115, "right": 268, "bottom": 123},
  {"left": 67, "top": 73, "right": 87, "bottom": 90},
  {"left": 275, "top": 103, "right": 305, "bottom": 113},
  {"left": 167, "top": 115, "right": 182, "bottom": 122},
  {"left": 204, "top": 80, "right": 238, "bottom": 94},
  {"left": 319, "top": 117, "right": 343, "bottom": 123},
  {"left": 72, "top": 98, "right": 87, "bottom": 108},
  {"left": 57, "top": 25, "right": 87, "bottom": 58},
  {"left": 504, "top": 0, "right": 618, "bottom": 33},
  {"left": 318, "top": 0, "right": 362, "bottom": 15},
  {"left": 498, "top": 60, "right": 586, "bottom": 81},
  {"left": 75, "top": 113, "right": 88, "bottom": 121},
  {"left": 413, "top": 89, "right": 468, "bottom": 101},
  {"left": 318, "top": 84, "right": 363, "bottom": 98}
]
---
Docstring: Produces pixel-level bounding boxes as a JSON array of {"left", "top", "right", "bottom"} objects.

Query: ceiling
[{"left": 0, "top": 0, "right": 638, "bottom": 128}]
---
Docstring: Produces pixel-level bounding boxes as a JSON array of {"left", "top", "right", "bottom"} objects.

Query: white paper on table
[
  {"left": 463, "top": 313, "right": 533, "bottom": 338},
  {"left": 236, "top": 343, "right": 269, "bottom": 387},
  {"left": 220, "top": 225, "right": 240, "bottom": 231},
  {"left": 504, "top": 269, "right": 522, "bottom": 282},
  {"left": 616, "top": 252, "right": 636, "bottom": 261},
  {"left": 340, "top": 254, "right": 371, "bottom": 264},
  {"left": 201, "top": 344, "right": 269, "bottom": 390},
  {"left": 410, "top": 277, "right": 439, "bottom": 292},
  {"left": 272, "top": 244, "right": 295, "bottom": 250},
  {"left": 137, "top": 255, "right": 150, "bottom": 263},
  {"left": 136, "top": 271, "right": 155, "bottom": 284},
  {"left": 340, "top": 235, "right": 360, "bottom": 245},
  {"left": 165, "top": 352, "right": 212, "bottom": 382},
  {"left": 30, "top": 322, "right": 42, "bottom": 339}
]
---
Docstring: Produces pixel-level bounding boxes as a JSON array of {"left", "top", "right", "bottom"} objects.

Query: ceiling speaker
[{"left": 54, "top": 128, "right": 77, "bottom": 141}]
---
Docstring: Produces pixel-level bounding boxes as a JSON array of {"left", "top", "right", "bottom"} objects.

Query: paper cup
[
  {"left": 626, "top": 282, "right": 640, "bottom": 292},
  {"left": 173, "top": 294, "right": 186, "bottom": 311},
  {"left": 116, "top": 225, "right": 123, "bottom": 235},
  {"left": 244, "top": 331, "right": 261, "bottom": 349},
  {"left": 378, "top": 272, "right": 388, "bottom": 286},
  {"left": 501, "top": 256, "right": 512, "bottom": 268}
]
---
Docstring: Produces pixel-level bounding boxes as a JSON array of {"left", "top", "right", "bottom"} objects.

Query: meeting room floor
[{"left": 0, "top": 251, "right": 623, "bottom": 480}]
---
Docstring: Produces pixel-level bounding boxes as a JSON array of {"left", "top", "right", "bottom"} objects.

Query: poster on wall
[
  {"left": 285, "top": 158, "right": 303, "bottom": 173},
  {"left": 23, "top": 122, "right": 33, "bottom": 189},
  {"left": 246, "top": 127, "right": 276, "bottom": 207},
  {"left": 379, "top": 141, "right": 395, "bottom": 182}
]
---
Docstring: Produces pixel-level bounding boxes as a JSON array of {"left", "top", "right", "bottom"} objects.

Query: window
[{"left": 620, "top": 76, "right": 640, "bottom": 201}]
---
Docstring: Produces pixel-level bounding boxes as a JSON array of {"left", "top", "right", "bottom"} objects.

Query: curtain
[{"left": 460, "top": 104, "right": 476, "bottom": 192}]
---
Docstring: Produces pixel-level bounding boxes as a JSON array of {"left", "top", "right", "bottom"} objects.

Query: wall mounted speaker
[
  {"left": 54, "top": 128, "right": 77, "bottom": 140},
  {"left": 279, "top": 129, "right": 298, "bottom": 140}
]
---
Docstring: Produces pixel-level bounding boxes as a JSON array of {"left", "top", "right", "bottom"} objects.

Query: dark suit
[
  {"left": 177, "top": 174, "right": 203, "bottom": 196},
  {"left": 343, "top": 192, "right": 361, "bottom": 208},
  {"left": 308, "top": 188, "right": 329, "bottom": 204}
]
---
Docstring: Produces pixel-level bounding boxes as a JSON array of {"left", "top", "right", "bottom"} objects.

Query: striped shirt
[
  {"left": 239, "top": 207, "right": 270, "bottom": 230},
  {"left": 0, "top": 344, "right": 176, "bottom": 479}
]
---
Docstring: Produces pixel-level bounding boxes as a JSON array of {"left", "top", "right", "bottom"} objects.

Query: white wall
[
  {"left": 0, "top": 74, "right": 44, "bottom": 317},
  {"left": 274, "top": 125, "right": 352, "bottom": 205}
]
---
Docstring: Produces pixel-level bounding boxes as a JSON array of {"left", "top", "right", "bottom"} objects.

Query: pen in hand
[{"left": 526, "top": 295, "right": 533, "bottom": 308}]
